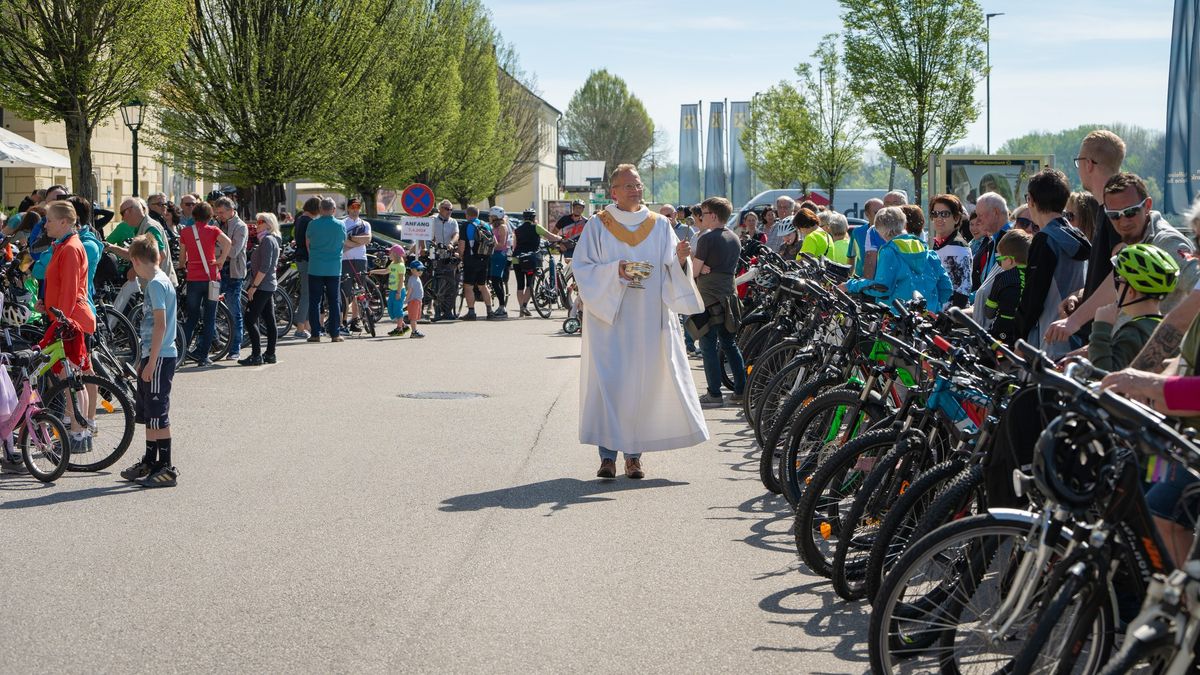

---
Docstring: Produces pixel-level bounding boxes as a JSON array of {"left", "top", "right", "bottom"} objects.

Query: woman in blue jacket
[{"left": 844, "top": 206, "right": 952, "bottom": 312}]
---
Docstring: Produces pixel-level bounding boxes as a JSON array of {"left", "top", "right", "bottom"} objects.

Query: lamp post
[
  {"left": 986, "top": 12, "right": 1004, "bottom": 155},
  {"left": 120, "top": 99, "right": 146, "bottom": 197}
]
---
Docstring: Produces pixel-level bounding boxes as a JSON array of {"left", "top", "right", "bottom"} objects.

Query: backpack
[{"left": 473, "top": 221, "right": 496, "bottom": 256}]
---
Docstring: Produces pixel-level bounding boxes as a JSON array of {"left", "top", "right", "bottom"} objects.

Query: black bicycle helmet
[
  {"left": 522, "top": 209, "right": 536, "bottom": 220},
  {"left": 1032, "top": 413, "right": 1110, "bottom": 510}
]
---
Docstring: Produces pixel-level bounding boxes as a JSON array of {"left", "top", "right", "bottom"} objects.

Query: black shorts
[
  {"left": 135, "top": 357, "right": 175, "bottom": 430},
  {"left": 515, "top": 254, "right": 540, "bottom": 290},
  {"left": 463, "top": 255, "right": 489, "bottom": 286}
]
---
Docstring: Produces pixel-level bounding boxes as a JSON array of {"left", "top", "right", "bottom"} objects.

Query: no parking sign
[{"left": 401, "top": 183, "right": 435, "bottom": 217}]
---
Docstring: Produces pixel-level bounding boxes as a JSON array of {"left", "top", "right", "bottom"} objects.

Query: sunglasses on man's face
[{"left": 1104, "top": 198, "right": 1149, "bottom": 222}]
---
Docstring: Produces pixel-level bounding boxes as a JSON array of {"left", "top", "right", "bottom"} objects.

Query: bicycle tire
[
  {"left": 96, "top": 304, "right": 141, "bottom": 365},
  {"left": 750, "top": 351, "right": 818, "bottom": 449},
  {"left": 20, "top": 410, "right": 70, "bottom": 482},
  {"left": 1010, "top": 563, "right": 1115, "bottom": 675},
  {"left": 858, "top": 458, "right": 968, "bottom": 602},
  {"left": 362, "top": 298, "right": 376, "bottom": 337},
  {"left": 532, "top": 274, "right": 554, "bottom": 318},
  {"left": 909, "top": 462, "right": 988, "bottom": 546},
  {"left": 743, "top": 341, "right": 804, "bottom": 428},
  {"left": 793, "top": 427, "right": 899, "bottom": 578},
  {"left": 41, "top": 373, "right": 135, "bottom": 472},
  {"left": 868, "top": 514, "right": 1070, "bottom": 673},
  {"left": 757, "top": 372, "right": 845, "bottom": 494},
  {"left": 272, "top": 288, "right": 294, "bottom": 338},
  {"left": 780, "top": 387, "right": 887, "bottom": 508}
]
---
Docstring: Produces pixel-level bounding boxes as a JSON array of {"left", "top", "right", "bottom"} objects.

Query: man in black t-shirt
[
  {"left": 690, "top": 197, "right": 746, "bottom": 408},
  {"left": 291, "top": 196, "right": 320, "bottom": 337}
]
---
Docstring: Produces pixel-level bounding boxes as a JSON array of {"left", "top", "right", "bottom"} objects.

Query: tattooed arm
[{"left": 1129, "top": 288, "right": 1200, "bottom": 371}]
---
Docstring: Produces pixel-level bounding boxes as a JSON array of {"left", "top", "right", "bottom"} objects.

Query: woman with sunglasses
[
  {"left": 928, "top": 194, "right": 972, "bottom": 308},
  {"left": 240, "top": 213, "right": 281, "bottom": 365}
]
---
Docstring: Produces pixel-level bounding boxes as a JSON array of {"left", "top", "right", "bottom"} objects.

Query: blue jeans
[
  {"left": 221, "top": 276, "right": 244, "bottom": 354},
  {"left": 681, "top": 315, "right": 696, "bottom": 352},
  {"left": 699, "top": 321, "right": 745, "bottom": 397},
  {"left": 307, "top": 274, "right": 341, "bottom": 337},
  {"left": 599, "top": 446, "right": 641, "bottom": 461},
  {"left": 294, "top": 260, "right": 310, "bottom": 325},
  {"left": 182, "top": 280, "right": 218, "bottom": 360}
]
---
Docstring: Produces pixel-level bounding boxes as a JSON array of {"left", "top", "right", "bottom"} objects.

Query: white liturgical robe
[{"left": 573, "top": 204, "right": 710, "bottom": 452}]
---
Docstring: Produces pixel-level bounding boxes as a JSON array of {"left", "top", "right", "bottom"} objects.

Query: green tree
[
  {"left": 332, "top": 0, "right": 464, "bottom": 215},
  {"left": 423, "top": 0, "right": 501, "bottom": 207},
  {"left": 562, "top": 70, "right": 654, "bottom": 173},
  {"left": 0, "top": 0, "right": 193, "bottom": 201},
  {"left": 840, "top": 0, "right": 988, "bottom": 205},
  {"left": 739, "top": 81, "right": 816, "bottom": 189},
  {"left": 797, "top": 35, "right": 865, "bottom": 204},
  {"left": 153, "top": 0, "right": 397, "bottom": 215}
]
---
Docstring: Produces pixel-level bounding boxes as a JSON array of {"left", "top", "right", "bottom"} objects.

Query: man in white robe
[{"left": 573, "top": 164, "right": 710, "bottom": 479}]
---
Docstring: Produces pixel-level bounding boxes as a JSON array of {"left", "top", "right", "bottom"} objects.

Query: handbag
[{"left": 191, "top": 224, "right": 221, "bottom": 301}]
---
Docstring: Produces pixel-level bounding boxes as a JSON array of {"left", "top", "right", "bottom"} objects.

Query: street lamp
[
  {"left": 120, "top": 99, "right": 146, "bottom": 197},
  {"left": 986, "top": 12, "right": 1004, "bottom": 155}
]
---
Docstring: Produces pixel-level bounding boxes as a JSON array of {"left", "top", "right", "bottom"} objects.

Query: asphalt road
[{"left": 0, "top": 312, "right": 868, "bottom": 673}]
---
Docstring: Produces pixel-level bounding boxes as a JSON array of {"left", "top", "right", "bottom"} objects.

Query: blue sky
[{"left": 488, "top": 0, "right": 1176, "bottom": 158}]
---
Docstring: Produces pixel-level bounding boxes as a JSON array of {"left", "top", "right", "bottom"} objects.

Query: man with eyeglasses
[
  {"left": 553, "top": 199, "right": 588, "bottom": 258},
  {"left": 572, "top": 164, "right": 707, "bottom": 480},
  {"left": 1044, "top": 171, "right": 1194, "bottom": 347},
  {"left": 427, "top": 199, "right": 460, "bottom": 322},
  {"left": 146, "top": 193, "right": 168, "bottom": 227},
  {"left": 214, "top": 196, "right": 249, "bottom": 359},
  {"left": 179, "top": 193, "right": 199, "bottom": 226}
]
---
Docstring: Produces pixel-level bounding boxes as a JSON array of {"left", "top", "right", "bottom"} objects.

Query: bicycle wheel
[
  {"left": 743, "top": 341, "right": 805, "bottom": 428},
  {"left": 20, "top": 410, "right": 70, "bottom": 482},
  {"left": 868, "top": 514, "right": 1069, "bottom": 673},
  {"left": 41, "top": 373, "right": 135, "bottom": 472},
  {"left": 1097, "top": 622, "right": 1175, "bottom": 675},
  {"left": 757, "top": 372, "right": 844, "bottom": 494},
  {"left": 361, "top": 298, "right": 376, "bottom": 337},
  {"left": 532, "top": 275, "right": 554, "bottom": 319},
  {"left": 750, "top": 350, "right": 818, "bottom": 448},
  {"left": 271, "top": 288, "right": 294, "bottom": 338},
  {"left": 96, "top": 304, "right": 141, "bottom": 365},
  {"left": 858, "top": 458, "right": 968, "bottom": 603},
  {"left": 794, "top": 427, "right": 899, "bottom": 578},
  {"left": 1010, "top": 561, "right": 1115, "bottom": 675},
  {"left": 780, "top": 387, "right": 887, "bottom": 507}
]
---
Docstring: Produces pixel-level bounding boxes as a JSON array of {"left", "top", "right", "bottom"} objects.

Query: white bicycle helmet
[
  {"left": 773, "top": 218, "right": 797, "bottom": 237},
  {"left": 2, "top": 288, "right": 32, "bottom": 327}
]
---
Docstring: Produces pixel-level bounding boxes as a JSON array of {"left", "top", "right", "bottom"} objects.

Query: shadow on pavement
[
  {"left": 545, "top": 354, "right": 580, "bottom": 359},
  {"left": 440, "top": 477, "right": 688, "bottom": 514},
  {"left": 0, "top": 482, "right": 141, "bottom": 509},
  {"left": 757, "top": 580, "right": 870, "bottom": 664}
]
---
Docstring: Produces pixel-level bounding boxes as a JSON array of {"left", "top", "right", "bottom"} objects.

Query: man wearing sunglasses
[{"left": 1044, "top": 172, "right": 1193, "bottom": 347}]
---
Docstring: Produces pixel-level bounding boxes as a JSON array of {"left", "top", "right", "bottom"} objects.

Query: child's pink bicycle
[{"left": 1, "top": 347, "right": 71, "bottom": 482}]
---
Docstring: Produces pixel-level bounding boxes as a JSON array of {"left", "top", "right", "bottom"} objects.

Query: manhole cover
[{"left": 398, "top": 391, "right": 488, "bottom": 400}]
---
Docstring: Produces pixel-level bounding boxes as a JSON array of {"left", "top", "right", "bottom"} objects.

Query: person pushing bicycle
[{"left": 512, "top": 209, "right": 561, "bottom": 317}]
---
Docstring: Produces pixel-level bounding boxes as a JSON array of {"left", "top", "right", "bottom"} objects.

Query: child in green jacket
[{"left": 1089, "top": 243, "right": 1180, "bottom": 371}]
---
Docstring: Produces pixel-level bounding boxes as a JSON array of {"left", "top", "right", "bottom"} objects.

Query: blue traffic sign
[{"left": 401, "top": 183, "right": 434, "bottom": 217}]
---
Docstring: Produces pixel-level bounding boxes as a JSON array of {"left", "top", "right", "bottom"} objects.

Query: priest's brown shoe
[
  {"left": 625, "top": 458, "right": 644, "bottom": 480},
  {"left": 597, "top": 459, "right": 617, "bottom": 479}
]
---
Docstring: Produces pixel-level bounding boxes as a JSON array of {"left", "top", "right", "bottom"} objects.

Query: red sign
[{"left": 401, "top": 183, "right": 435, "bottom": 217}]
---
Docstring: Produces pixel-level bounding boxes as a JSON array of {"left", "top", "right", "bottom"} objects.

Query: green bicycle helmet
[{"left": 1111, "top": 243, "right": 1180, "bottom": 296}]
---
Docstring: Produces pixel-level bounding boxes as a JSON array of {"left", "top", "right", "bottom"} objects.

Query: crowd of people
[{"left": 665, "top": 129, "right": 1200, "bottom": 420}]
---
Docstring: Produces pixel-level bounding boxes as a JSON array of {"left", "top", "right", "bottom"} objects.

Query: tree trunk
[
  {"left": 247, "top": 181, "right": 283, "bottom": 219},
  {"left": 361, "top": 188, "right": 379, "bottom": 217},
  {"left": 911, "top": 169, "right": 923, "bottom": 209},
  {"left": 63, "top": 114, "right": 96, "bottom": 203}
]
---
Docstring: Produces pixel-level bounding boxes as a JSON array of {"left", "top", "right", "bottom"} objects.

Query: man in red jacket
[{"left": 41, "top": 200, "right": 97, "bottom": 449}]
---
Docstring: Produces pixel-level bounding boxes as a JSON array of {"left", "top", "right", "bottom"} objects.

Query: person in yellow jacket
[{"left": 796, "top": 207, "right": 833, "bottom": 260}]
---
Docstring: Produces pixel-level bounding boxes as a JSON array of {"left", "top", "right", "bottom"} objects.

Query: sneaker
[
  {"left": 387, "top": 327, "right": 403, "bottom": 337},
  {"left": 398, "top": 325, "right": 410, "bottom": 336},
  {"left": 410, "top": 331, "right": 425, "bottom": 339},
  {"left": 71, "top": 432, "right": 92, "bottom": 454},
  {"left": 195, "top": 358, "right": 214, "bottom": 368},
  {"left": 226, "top": 351, "right": 241, "bottom": 361},
  {"left": 698, "top": 393, "right": 724, "bottom": 408},
  {"left": 120, "top": 460, "right": 154, "bottom": 481},
  {"left": 485, "top": 310, "right": 498, "bottom": 320},
  {"left": 688, "top": 351, "right": 704, "bottom": 360},
  {"left": 460, "top": 311, "right": 477, "bottom": 321},
  {"left": 331, "top": 335, "right": 345, "bottom": 343},
  {"left": 306, "top": 335, "right": 322, "bottom": 343},
  {"left": 495, "top": 307, "right": 508, "bottom": 317},
  {"left": 135, "top": 465, "right": 177, "bottom": 488},
  {"left": 338, "top": 326, "right": 350, "bottom": 336},
  {"left": 596, "top": 459, "right": 616, "bottom": 479},
  {"left": 0, "top": 455, "right": 27, "bottom": 475},
  {"left": 293, "top": 329, "right": 310, "bottom": 339},
  {"left": 519, "top": 307, "right": 531, "bottom": 317},
  {"left": 729, "top": 392, "right": 745, "bottom": 405},
  {"left": 238, "top": 355, "right": 263, "bottom": 366},
  {"left": 349, "top": 320, "right": 362, "bottom": 332},
  {"left": 263, "top": 354, "right": 277, "bottom": 364},
  {"left": 624, "top": 457, "right": 644, "bottom": 479}
]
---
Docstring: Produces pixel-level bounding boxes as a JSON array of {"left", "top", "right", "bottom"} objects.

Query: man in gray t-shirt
[{"left": 214, "top": 197, "right": 248, "bottom": 357}]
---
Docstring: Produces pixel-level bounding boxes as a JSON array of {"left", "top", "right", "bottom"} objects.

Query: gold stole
[{"left": 598, "top": 210, "right": 657, "bottom": 247}]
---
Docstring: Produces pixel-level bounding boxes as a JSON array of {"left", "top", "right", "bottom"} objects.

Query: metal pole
[
  {"left": 985, "top": 13, "right": 1004, "bottom": 155},
  {"left": 131, "top": 128, "right": 140, "bottom": 197}
]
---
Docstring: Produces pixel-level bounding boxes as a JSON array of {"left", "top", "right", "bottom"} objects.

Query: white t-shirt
[{"left": 342, "top": 216, "right": 371, "bottom": 261}]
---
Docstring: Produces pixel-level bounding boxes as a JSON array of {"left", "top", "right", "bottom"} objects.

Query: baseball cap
[
  {"left": 488, "top": 206, "right": 506, "bottom": 219},
  {"left": 347, "top": 198, "right": 362, "bottom": 209},
  {"left": 409, "top": 260, "right": 425, "bottom": 271},
  {"left": 389, "top": 244, "right": 405, "bottom": 258}
]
